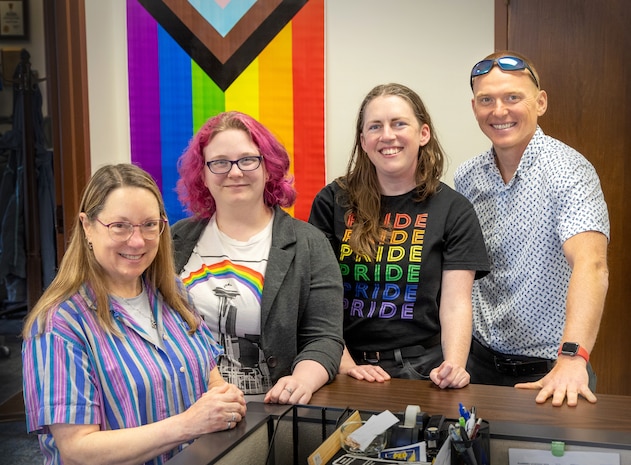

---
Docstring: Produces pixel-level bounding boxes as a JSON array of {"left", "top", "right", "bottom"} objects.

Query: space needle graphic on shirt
[{"left": 214, "top": 283, "right": 269, "bottom": 393}]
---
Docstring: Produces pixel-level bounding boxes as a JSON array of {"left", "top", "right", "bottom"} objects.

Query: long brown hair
[
  {"left": 23, "top": 163, "right": 199, "bottom": 336},
  {"left": 338, "top": 83, "right": 445, "bottom": 259}
]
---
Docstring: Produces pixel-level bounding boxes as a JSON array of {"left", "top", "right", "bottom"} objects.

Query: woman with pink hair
[{"left": 173, "top": 111, "right": 344, "bottom": 404}]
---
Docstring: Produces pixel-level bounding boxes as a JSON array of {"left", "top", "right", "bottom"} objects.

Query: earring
[{"left": 88, "top": 241, "right": 93, "bottom": 250}]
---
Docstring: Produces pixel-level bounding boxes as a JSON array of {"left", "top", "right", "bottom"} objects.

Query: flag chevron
[{"left": 127, "top": 0, "right": 325, "bottom": 223}]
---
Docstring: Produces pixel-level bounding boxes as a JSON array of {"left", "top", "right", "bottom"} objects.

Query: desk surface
[
  {"left": 167, "top": 377, "right": 631, "bottom": 464},
  {"left": 310, "top": 375, "right": 631, "bottom": 449}
]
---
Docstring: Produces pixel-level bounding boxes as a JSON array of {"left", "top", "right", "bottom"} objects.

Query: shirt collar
[
  {"left": 480, "top": 126, "right": 545, "bottom": 180},
  {"left": 515, "top": 126, "right": 545, "bottom": 175}
]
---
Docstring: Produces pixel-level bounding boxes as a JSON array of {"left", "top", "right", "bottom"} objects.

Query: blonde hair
[{"left": 23, "top": 163, "right": 200, "bottom": 336}]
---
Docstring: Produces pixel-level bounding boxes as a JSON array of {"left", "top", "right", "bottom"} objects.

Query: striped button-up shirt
[{"left": 22, "top": 282, "right": 220, "bottom": 465}]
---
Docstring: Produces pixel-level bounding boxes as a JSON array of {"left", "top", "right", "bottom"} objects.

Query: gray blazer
[{"left": 172, "top": 206, "right": 344, "bottom": 383}]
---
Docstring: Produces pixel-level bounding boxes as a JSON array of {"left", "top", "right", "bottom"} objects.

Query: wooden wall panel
[{"left": 497, "top": 0, "right": 631, "bottom": 395}]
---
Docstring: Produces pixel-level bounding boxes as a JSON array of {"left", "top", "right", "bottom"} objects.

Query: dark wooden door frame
[
  {"left": 43, "top": 0, "right": 91, "bottom": 267},
  {"left": 495, "top": 0, "right": 509, "bottom": 49}
]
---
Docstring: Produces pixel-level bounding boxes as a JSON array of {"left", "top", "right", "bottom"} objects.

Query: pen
[
  {"left": 459, "top": 416, "right": 466, "bottom": 429},
  {"left": 466, "top": 412, "right": 476, "bottom": 436},
  {"left": 458, "top": 402, "right": 471, "bottom": 421}
]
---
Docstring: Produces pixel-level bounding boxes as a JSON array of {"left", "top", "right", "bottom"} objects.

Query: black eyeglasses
[
  {"left": 470, "top": 56, "right": 539, "bottom": 89},
  {"left": 96, "top": 218, "right": 167, "bottom": 242},
  {"left": 206, "top": 156, "right": 263, "bottom": 174}
]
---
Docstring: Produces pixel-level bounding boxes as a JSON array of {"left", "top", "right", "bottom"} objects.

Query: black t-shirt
[{"left": 309, "top": 181, "right": 489, "bottom": 352}]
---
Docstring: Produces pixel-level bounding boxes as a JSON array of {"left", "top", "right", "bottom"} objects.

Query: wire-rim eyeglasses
[{"left": 95, "top": 218, "right": 167, "bottom": 242}]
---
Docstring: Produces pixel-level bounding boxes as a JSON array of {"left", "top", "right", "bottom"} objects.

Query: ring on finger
[
  {"left": 226, "top": 420, "right": 232, "bottom": 430},
  {"left": 231, "top": 412, "right": 236, "bottom": 422}
]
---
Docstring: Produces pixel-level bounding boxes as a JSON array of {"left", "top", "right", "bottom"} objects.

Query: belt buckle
[
  {"left": 363, "top": 351, "right": 380, "bottom": 363},
  {"left": 494, "top": 356, "right": 522, "bottom": 376}
]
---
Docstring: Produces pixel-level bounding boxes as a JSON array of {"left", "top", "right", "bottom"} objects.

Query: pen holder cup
[{"left": 449, "top": 421, "right": 490, "bottom": 465}]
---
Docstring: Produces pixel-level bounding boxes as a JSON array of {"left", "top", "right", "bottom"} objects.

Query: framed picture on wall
[{"left": 0, "top": 0, "right": 27, "bottom": 39}]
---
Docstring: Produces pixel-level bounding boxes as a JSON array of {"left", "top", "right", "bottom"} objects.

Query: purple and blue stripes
[{"left": 22, "top": 284, "right": 218, "bottom": 465}]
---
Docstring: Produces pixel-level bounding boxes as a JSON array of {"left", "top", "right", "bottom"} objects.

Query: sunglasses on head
[{"left": 470, "top": 56, "right": 540, "bottom": 89}]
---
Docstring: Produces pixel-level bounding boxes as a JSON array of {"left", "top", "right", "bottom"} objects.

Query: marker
[
  {"left": 458, "top": 424, "right": 470, "bottom": 442},
  {"left": 470, "top": 417, "right": 483, "bottom": 440},
  {"left": 448, "top": 423, "right": 463, "bottom": 444},
  {"left": 449, "top": 423, "right": 466, "bottom": 454}
]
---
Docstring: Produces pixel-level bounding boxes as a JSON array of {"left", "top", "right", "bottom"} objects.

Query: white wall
[
  {"left": 85, "top": 0, "right": 494, "bottom": 186},
  {"left": 85, "top": 0, "right": 131, "bottom": 168},
  {"left": 324, "top": 0, "right": 493, "bottom": 185}
]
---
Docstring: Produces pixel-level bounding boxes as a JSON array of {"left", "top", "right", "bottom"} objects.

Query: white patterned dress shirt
[{"left": 455, "top": 127, "right": 609, "bottom": 359}]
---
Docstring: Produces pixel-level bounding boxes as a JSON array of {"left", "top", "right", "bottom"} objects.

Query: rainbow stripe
[
  {"left": 126, "top": 0, "right": 325, "bottom": 223},
  {"left": 182, "top": 260, "right": 264, "bottom": 304}
]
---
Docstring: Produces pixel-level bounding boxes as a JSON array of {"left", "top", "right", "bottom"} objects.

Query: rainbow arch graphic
[{"left": 182, "top": 259, "right": 264, "bottom": 304}]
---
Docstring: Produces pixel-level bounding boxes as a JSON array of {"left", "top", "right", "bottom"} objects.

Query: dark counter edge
[
  {"left": 165, "top": 402, "right": 293, "bottom": 465},
  {"left": 490, "top": 420, "right": 631, "bottom": 451},
  {"left": 291, "top": 404, "right": 631, "bottom": 452}
]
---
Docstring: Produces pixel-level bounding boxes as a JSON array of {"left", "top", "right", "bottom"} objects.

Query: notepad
[{"left": 508, "top": 448, "right": 619, "bottom": 465}]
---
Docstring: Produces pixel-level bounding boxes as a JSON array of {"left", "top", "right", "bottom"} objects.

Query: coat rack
[{"left": 16, "top": 49, "right": 43, "bottom": 310}]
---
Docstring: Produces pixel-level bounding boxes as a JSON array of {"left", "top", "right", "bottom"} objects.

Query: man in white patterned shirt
[{"left": 455, "top": 51, "right": 609, "bottom": 407}]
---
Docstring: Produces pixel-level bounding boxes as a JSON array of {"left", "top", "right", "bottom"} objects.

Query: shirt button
[
  {"left": 163, "top": 334, "right": 168, "bottom": 340},
  {"left": 180, "top": 367, "right": 185, "bottom": 373}
]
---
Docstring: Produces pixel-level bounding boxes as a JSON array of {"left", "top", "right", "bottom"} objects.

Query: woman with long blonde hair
[{"left": 22, "top": 163, "right": 245, "bottom": 465}]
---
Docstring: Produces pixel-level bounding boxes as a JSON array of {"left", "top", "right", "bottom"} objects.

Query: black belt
[
  {"left": 470, "top": 338, "right": 553, "bottom": 376},
  {"left": 351, "top": 334, "right": 441, "bottom": 364}
]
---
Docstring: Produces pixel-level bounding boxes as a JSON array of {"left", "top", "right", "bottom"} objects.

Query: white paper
[
  {"left": 349, "top": 410, "right": 400, "bottom": 451},
  {"left": 509, "top": 448, "right": 620, "bottom": 465},
  {"left": 432, "top": 435, "right": 452, "bottom": 465}
]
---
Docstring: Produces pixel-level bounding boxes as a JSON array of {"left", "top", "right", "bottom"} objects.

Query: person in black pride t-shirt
[{"left": 309, "top": 83, "right": 489, "bottom": 388}]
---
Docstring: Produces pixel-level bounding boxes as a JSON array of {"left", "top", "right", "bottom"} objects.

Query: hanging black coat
[{"left": 0, "top": 58, "right": 56, "bottom": 302}]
